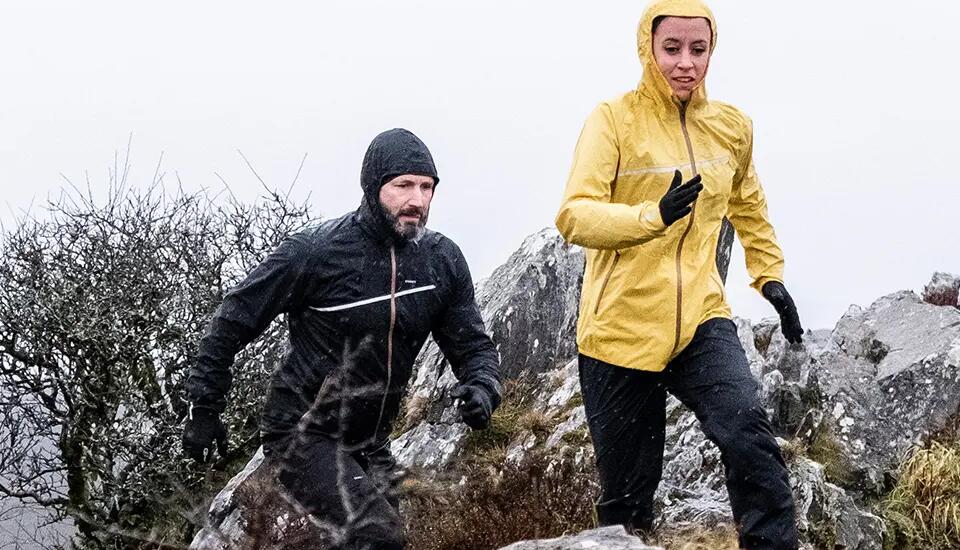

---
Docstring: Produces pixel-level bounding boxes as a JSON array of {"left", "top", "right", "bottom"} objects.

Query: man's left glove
[
  {"left": 762, "top": 281, "right": 804, "bottom": 345},
  {"left": 449, "top": 384, "right": 494, "bottom": 430},
  {"left": 182, "top": 406, "right": 228, "bottom": 463}
]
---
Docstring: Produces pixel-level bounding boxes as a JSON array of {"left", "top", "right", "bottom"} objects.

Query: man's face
[
  {"left": 653, "top": 16, "right": 712, "bottom": 102},
  {"left": 378, "top": 174, "right": 435, "bottom": 241}
]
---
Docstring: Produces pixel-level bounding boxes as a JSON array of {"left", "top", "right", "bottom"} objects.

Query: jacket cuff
[
  {"left": 636, "top": 202, "right": 667, "bottom": 237},
  {"left": 752, "top": 275, "right": 784, "bottom": 293}
]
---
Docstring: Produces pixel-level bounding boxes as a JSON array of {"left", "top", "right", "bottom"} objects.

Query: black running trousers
[
  {"left": 264, "top": 436, "right": 405, "bottom": 550},
  {"left": 579, "top": 317, "right": 798, "bottom": 550}
]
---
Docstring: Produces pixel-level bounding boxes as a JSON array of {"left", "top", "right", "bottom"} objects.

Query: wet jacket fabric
[
  {"left": 555, "top": 0, "right": 785, "bottom": 372},
  {"left": 186, "top": 129, "right": 502, "bottom": 449}
]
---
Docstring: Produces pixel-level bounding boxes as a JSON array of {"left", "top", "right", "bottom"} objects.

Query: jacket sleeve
[
  {"left": 431, "top": 242, "right": 502, "bottom": 408},
  {"left": 555, "top": 102, "right": 667, "bottom": 250},
  {"left": 186, "top": 232, "right": 312, "bottom": 412},
  {"left": 727, "top": 118, "right": 785, "bottom": 292}
]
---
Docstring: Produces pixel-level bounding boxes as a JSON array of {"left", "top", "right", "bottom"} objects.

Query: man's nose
[{"left": 406, "top": 188, "right": 427, "bottom": 207}]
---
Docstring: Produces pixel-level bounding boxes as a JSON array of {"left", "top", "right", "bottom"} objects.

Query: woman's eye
[{"left": 665, "top": 47, "right": 679, "bottom": 54}]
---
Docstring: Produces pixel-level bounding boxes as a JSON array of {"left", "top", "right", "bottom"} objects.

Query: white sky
[{"left": 1, "top": 1, "right": 958, "bottom": 331}]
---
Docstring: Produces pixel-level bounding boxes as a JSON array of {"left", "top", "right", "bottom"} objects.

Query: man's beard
[{"left": 380, "top": 203, "right": 428, "bottom": 242}]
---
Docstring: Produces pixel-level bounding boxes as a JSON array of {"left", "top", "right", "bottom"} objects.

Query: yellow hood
[{"left": 637, "top": 0, "right": 717, "bottom": 109}]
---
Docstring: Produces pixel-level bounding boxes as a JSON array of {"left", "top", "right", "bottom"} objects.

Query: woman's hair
[
  {"left": 650, "top": 14, "right": 713, "bottom": 43},
  {"left": 652, "top": 15, "right": 666, "bottom": 35}
]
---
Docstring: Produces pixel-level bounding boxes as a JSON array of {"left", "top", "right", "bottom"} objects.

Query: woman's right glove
[{"left": 658, "top": 170, "right": 703, "bottom": 226}]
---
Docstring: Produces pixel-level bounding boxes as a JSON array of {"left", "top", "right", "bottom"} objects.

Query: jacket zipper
[
  {"left": 673, "top": 103, "right": 700, "bottom": 353},
  {"left": 594, "top": 252, "right": 621, "bottom": 315},
  {"left": 373, "top": 245, "right": 397, "bottom": 439}
]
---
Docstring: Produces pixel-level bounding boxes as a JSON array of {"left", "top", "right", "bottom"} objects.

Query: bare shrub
[{"left": 0, "top": 167, "right": 313, "bottom": 547}]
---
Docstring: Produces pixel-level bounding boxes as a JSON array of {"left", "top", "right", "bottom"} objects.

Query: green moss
[
  {"left": 562, "top": 393, "right": 583, "bottom": 411},
  {"left": 806, "top": 422, "right": 858, "bottom": 488},
  {"left": 463, "top": 401, "right": 525, "bottom": 456},
  {"left": 559, "top": 426, "right": 591, "bottom": 447}
]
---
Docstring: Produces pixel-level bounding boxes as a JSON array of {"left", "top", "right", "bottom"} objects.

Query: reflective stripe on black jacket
[{"left": 185, "top": 203, "right": 501, "bottom": 449}]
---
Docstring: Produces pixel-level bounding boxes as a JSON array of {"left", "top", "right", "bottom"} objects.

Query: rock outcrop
[
  {"left": 191, "top": 230, "right": 960, "bottom": 550},
  {"left": 498, "top": 526, "right": 663, "bottom": 550}
]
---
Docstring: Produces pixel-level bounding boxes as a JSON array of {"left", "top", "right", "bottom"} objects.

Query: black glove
[
  {"left": 449, "top": 384, "right": 494, "bottom": 430},
  {"left": 762, "top": 281, "right": 803, "bottom": 344},
  {"left": 658, "top": 170, "right": 703, "bottom": 226},
  {"left": 182, "top": 406, "right": 228, "bottom": 463}
]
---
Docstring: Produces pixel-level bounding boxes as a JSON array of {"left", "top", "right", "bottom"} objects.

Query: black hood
[{"left": 359, "top": 128, "right": 439, "bottom": 216}]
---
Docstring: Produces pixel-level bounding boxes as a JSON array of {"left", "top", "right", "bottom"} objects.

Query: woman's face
[{"left": 652, "top": 16, "right": 712, "bottom": 102}]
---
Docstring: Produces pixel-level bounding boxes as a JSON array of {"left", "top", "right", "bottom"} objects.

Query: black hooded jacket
[{"left": 185, "top": 129, "right": 502, "bottom": 449}]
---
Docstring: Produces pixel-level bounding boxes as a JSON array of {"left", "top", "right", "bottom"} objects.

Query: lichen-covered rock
[
  {"left": 790, "top": 457, "right": 884, "bottom": 550},
  {"left": 191, "top": 448, "right": 267, "bottom": 550},
  {"left": 190, "top": 448, "right": 329, "bottom": 550},
  {"left": 799, "top": 291, "right": 960, "bottom": 491},
  {"left": 394, "top": 228, "right": 584, "bottom": 471},
  {"left": 475, "top": 228, "right": 585, "bottom": 380},
  {"left": 497, "top": 525, "right": 664, "bottom": 550},
  {"left": 391, "top": 421, "right": 468, "bottom": 471},
  {"left": 922, "top": 271, "right": 960, "bottom": 307}
]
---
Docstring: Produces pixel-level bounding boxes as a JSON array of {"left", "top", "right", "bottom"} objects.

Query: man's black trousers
[
  {"left": 263, "top": 436, "right": 405, "bottom": 550},
  {"left": 579, "top": 318, "right": 798, "bottom": 550}
]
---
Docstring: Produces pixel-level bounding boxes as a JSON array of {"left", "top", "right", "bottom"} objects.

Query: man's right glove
[
  {"left": 182, "top": 406, "right": 228, "bottom": 463},
  {"left": 762, "top": 281, "right": 804, "bottom": 345},
  {"left": 658, "top": 170, "right": 703, "bottom": 227},
  {"left": 449, "top": 384, "right": 494, "bottom": 430}
]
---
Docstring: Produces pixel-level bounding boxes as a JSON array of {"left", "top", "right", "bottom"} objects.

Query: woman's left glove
[
  {"left": 450, "top": 384, "right": 494, "bottom": 430},
  {"left": 762, "top": 281, "right": 804, "bottom": 344}
]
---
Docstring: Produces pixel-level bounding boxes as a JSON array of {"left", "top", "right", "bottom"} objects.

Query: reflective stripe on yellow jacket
[{"left": 555, "top": 0, "right": 785, "bottom": 371}]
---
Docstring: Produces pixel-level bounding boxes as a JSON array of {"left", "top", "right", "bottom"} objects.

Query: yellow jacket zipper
[{"left": 673, "top": 103, "right": 700, "bottom": 354}]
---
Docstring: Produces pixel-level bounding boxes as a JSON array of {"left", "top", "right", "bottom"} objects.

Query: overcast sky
[{"left": 2, "top": 1, "right": 958, "bottom": 331}]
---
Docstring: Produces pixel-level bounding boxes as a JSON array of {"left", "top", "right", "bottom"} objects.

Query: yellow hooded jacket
[{"left": 555, "top": 0, "right": 785, "bottom": 371}]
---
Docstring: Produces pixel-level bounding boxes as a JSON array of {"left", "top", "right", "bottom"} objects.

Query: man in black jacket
[{"left": 183, "top": 128, "right": 502, "bottom": 550}]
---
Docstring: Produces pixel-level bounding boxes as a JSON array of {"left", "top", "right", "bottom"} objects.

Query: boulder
[{"left": 497, "top": 525, "right": 663, "bottom": 550}]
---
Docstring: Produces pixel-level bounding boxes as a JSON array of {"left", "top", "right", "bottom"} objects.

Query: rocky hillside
[{"left": 191, "top": 229, "right": 960, "bottom": 550}]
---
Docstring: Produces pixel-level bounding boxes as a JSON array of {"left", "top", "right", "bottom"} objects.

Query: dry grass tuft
[
  {"left": 882, "top": 441, "right": 960, "bottom": 549},
  {"left": 653, "top": 523, "right": 740, "bottom": 550},
  {"left": 403, "top": 448, "right": 599, "bottom": 550}
]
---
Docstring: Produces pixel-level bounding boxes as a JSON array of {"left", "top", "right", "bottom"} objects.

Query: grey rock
[
  {"left": 474, "top": 228, "right": 585, "bottom": 380},
  {"left": 803, "top": 291, "right": 960, "bottom": 491},
  {"left": 733, "top": 317, "right": 765, "bottom": 379},
  {"left": 829, "top": 291, "right": 960, "bottom": 379},
  {"left": 790, "top": 457, "right": 884, "bottom": 550},
  {"left": 657, "top": 409, "right": 730, "bottom": 526},
  {"left": 497, "top": 525, "right": 663, "bottom": 550},
  {"left": 545, "top": 405, "right": 587, "bottom": 449},
  {"left": 391, "top": 421, "right": 468, "bottom": 471},
  {"left": 394, "top": 228, "right": 584, "bottom": 471},
  {"left": 922, "top": 272, "right": 960, "bottom": 307}
]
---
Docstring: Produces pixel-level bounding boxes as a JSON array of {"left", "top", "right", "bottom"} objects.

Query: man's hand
[
  {"left": 182, "top": 407, "right": 228, "bottom": 463},
  {"left": 762, "top": 281, "right": 804, "bottom": 344},
  {"left": 658, "top": 170, "right": 703, "bottom": 227},
  {"left": 449, "top": 385, "right": 494, "bottom": 430}
]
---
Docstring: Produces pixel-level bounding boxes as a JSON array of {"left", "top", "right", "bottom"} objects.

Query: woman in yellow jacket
[{"left": 556, "top": 1, "right": 802, "bottom": 548}]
